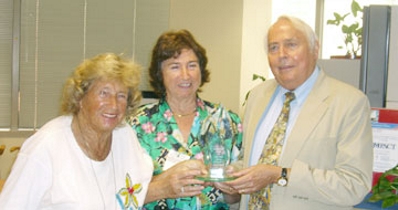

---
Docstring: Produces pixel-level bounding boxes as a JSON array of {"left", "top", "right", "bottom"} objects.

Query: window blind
[
  {"left": 12, "top": 0, "right": 169, "bottom": 129},
  {"left": 0, "top": 0, "right": 13, "bottom": 128}
]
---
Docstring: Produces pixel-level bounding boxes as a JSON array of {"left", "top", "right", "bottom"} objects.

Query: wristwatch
[{"left": 277, "top": 168, "right": 288, "bottom": 187}]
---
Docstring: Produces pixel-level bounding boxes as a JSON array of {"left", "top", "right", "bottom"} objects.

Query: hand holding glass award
[{"left": 196, "top": 106, "right": 236, "bottom": 182}]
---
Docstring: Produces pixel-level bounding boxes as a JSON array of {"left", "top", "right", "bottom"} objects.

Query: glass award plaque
[{"left": 196, "top": 107, "right": 236, "bottom": 182}]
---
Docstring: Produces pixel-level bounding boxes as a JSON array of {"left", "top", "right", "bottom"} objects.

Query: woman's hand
[{"left": 144, "top": 159, "right": 207, "bottom": 203}]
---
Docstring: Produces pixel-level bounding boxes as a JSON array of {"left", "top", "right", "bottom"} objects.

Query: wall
[
  {"left": 317, "top": 59, "right": 361, "bottom": 88},
  {"left": 169, "top": 0, "right": 244, "bottom": 113},
  {"left": 168, "top": 0, "right": 274, "bottom": 114},
  {"left": 240, "top": 0, "right": 273, "bottom": 114}
]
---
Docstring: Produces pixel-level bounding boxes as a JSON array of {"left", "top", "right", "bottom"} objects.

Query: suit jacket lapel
[
  {"left": 243, "top": 81, "right": 277, "bottom": 165},
  {"left": 280, "top": 70, "right": 330, "bottom": 165}
]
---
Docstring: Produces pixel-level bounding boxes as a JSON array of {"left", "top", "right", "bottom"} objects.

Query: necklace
[
  {"left": 172, "top": 109, "right": 197, "bottom": 118},
  {"left": 75, "top": 119, "right": 110, "bottom": 161},
  {"left": 89, "top": 151, "right": 117, "bottom": 210},
  {"left": 73, "top": 118, "right": 116, "bottom": 209}
]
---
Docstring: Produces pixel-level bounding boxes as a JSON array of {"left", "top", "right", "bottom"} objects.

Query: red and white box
[{"left": 370, "top": 108, "right": 398, "bottom": 186}]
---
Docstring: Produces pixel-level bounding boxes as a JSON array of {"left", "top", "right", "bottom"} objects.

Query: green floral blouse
[{"left": 128, "top": 97, "right": 243, "bottom": 210}]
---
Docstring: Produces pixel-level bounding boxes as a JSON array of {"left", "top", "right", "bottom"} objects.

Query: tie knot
[{"left": 284, "top": 92, "right": 295, "bottom": 103}]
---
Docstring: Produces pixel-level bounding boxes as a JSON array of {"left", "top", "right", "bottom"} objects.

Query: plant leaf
[
  {"left": 381, "top": 196, "right": 398, "bottom": 208},
  {"left": 242, "top": 91, "right": 250, "bottom": 106},
  {"left": 368, "top": 164, "right": 398, "bottom": 208},
  {"left": 252, "top": 74, "right": 266, "bottom": 82},
  {"left": 351, "top": 0, "right": 363, "bottom": 17}
]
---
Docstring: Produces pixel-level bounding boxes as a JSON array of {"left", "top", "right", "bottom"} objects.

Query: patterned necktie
[{"left": 248, "top": 92, "right": 296, "bottom": 210}]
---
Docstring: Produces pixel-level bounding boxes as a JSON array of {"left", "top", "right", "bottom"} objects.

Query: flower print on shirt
[
  {"left": 164, "top": 109, "right": 173, "bottom": 121},
  {"left": 155, "top": 132, "right": 167, "bottom": 143},
  {"left": 116, "top": 173, "right": 143, "bottom": 209},
  {"left": 142, "top": 122, "right": 155, "bottom": 134}
]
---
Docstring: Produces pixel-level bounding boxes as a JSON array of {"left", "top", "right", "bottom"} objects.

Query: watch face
[{"left": 277, "top": 178, "right": 287, "bottom": 186}]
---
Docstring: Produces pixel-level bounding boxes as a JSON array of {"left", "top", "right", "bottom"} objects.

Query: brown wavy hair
[{"left": 149, "top": 29, "right": 210, "bottom": 97}]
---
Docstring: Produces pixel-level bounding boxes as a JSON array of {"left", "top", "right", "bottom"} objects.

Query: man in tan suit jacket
[{"left": 223, "top": 16, "right": 373, "bottom": 210}]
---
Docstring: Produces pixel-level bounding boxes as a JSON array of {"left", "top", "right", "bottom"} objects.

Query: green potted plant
[
  {"left": 242, "top": 74, "right": 266, "bottom": 106},
  {"left": 368, "top": 164, "right": 398, "bottom": 208},
  {"left": 327, "top": 0, "right": 363, "bottom": 59}
]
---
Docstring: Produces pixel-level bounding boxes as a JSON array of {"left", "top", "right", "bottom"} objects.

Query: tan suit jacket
[{"left": 239, "top": 69, "right": 373, "bottom": 210}]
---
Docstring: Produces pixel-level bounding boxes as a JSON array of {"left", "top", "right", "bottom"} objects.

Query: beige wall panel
[{"left": 169, "top": 0, "right": 244, "bottom": 113}]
